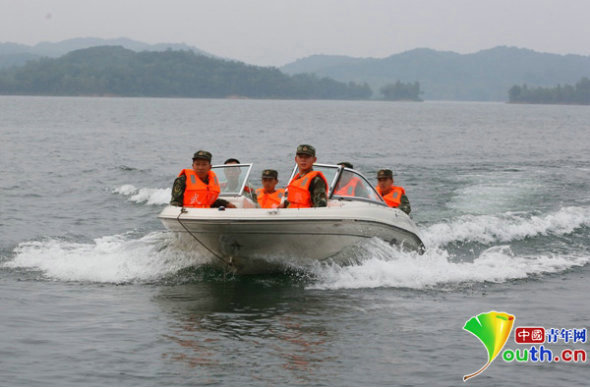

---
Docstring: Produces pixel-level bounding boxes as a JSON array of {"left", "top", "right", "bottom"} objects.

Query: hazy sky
[{"left": 2, "top": 0, "right": 590, "bottom": 66}]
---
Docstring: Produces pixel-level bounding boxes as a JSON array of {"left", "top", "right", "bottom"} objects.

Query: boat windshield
[
  {"left": 331, "top": 168, "right": 383, "bottom": 203},
  {"left": 212, "top": 163, "right": 253, "bottom": 196},
  {"left": 288, "top": 164, "right": 385, "bottom": 205}
]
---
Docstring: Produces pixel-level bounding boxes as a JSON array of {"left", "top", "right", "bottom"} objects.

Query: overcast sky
[{"left": 2, "top": 0, "right": 590, "bottom": 66}]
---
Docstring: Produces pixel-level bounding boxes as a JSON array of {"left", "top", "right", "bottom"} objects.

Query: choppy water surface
[{"left": 1, "top": 97, "right": 589, "bottom": 386}]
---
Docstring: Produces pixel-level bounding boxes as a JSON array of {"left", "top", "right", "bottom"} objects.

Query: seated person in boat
[
  {"left": 375, "top": 169, "right": 411, "bottom": 214},
  {"left": 281, "top": 144, "right": 328, "bottom": 208},
  {"left": 169, "top": 150, "right": 236, "bottom": 208},
  {"left": 221, "top": 158, "right": 257, "bottom": 202},
  {"left": 333, "top": 161, "right": 369, "bottom": 198},
  {"left": 256, "top": 169, "right": 285, "bottom": 208}
]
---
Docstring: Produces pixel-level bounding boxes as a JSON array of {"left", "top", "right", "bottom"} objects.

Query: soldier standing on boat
[
  {"left": 375, "top": 169, "right": 411, "bottom": 214},
  {"left": 281, "top": 144, "right": 328, "bottom": 208}
]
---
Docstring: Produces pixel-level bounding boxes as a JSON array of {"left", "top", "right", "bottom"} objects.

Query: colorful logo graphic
[{"left": 463, "top": 311, "right": 515, "bottom": 381}]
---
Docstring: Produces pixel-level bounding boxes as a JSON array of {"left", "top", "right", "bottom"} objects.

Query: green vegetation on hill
[
  {"left": 508, "top": 77, "right": 590, "bottom": 105},
  {"left": 0, "top": 46, "right": 372, "bottom": 99},
  {"left": 380, "top": 81, "right": 422, "bottom": 101}
]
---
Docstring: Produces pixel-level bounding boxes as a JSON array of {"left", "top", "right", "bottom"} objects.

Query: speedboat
[{"left": 158, "top": 163, "right": 425, "bottom": 274}]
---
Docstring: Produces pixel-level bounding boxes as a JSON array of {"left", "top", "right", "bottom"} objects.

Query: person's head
[
  {"left": 377, "top": 169, "right": 394, "bottom": 192},
  {"left": 294, "top": 144, "right": 317, "bottom": 173},
  {"left": 338, "top": 162, "right": 354, "bottom": 169},
  {"left": 224, "top": 158, "right": 241, "bottom": 181},
  {"left": 261, "top": 169, "right": 279, "bottom": 191},
  {"left": 192, "top": 150, "right": 212, "bottom": 180}
]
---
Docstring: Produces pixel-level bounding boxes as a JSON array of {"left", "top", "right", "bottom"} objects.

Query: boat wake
[
  {"left": 1, "top": 231, "right": 204, "bottom": 283},
  {"left": 422, "top": 206, "right": 590, "bottom": 247},
  {"left": 307, "top": 240, "right": 588, "bottom": 290},
  {"left": 308, "top": 205, "right": 590, "bottom": 290},
  {"left": 113, "top": 184, "right": 170, "bottom": 206},
  {"left": 2, "top": 206, "right": 588, "bottom": 288}
]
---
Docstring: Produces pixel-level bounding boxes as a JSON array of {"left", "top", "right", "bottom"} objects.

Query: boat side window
[{"left": 333, "top": 170, "right": 382, "bottom": 202}]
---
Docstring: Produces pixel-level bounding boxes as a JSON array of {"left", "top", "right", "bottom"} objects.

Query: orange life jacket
[
  {"left": 179, "top": 169, "right": 220, "bottom": 208},
  {"left": 376, "top": 185, "right": 406, "bottom": 208},
  {"left": 256, "top": 188, "right": 285, "bottom": 208},
  {"left": 334, "top": 177, "right": 361, "bottom": 196},
  {"left": 287, "top": 170, "right": 329, "bottom": 208}
]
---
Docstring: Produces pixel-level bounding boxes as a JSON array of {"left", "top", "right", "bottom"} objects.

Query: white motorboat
[{"left": 159, "top": 163, "right": 425, "bottom": 274}]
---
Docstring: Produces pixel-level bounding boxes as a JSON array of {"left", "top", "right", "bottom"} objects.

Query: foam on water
[
  {"left": 422, "top": 206, "right": 590, "bottom": 247},
  {"left": 2, "top": 231, "right": 205, "bottom": 283},
  {"left": 307, "top": 205, "right": 590, "bottom": 290},
  {"left": 307, "top": 239, "right": 589, "bottom": 290},
  {"left": 113, "top": 184, "right": 170, "bottom": 205}
]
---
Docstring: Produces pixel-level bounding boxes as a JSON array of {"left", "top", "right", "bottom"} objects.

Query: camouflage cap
[
  {"left": 377, "top": 169, "right": 393, "bottom": 179},
  {"left": 192, "top": 150, "right": 212, "bottom": 162},
  {"left": 338, "top": 161, "right": 354, "bottom": 169},
  {"left": 296, "top": 144, "right": 316, "bottom": 156},
  {"left": 261, "top": 169, "right": 278, "bottom": 179}
]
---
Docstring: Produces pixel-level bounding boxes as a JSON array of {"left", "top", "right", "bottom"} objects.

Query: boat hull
[{"left": 159, "top": 201, "right": 424, "bottom": 274}]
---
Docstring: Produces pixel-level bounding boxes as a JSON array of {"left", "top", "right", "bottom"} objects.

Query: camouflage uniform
[
  {"left": 304, "top": 171, "right": 328, "bottom": 207},
  {"left": 399, "top": 195, "right": 411, "bottom": 215},
  {"left": 169, "top": 174, "right": 186, "bottom": 206}
]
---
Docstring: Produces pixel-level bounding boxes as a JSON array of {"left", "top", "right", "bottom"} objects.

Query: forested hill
[
  {"left": 0, "top": 46, "right": 372, "bottom": 99},
  {"left": 281, "top": 46, "right": 590, "bottom": 101}
]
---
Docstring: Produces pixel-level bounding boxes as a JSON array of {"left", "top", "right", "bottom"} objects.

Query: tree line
[
  {"left": 0, "top": 46, "right": 373, "bottom": 100},
  {"left": 380, "top": 81, "right": 422, "bottom": 101},
  {"left": 508, "top": 77, "right": 590, "bottom": 105}
]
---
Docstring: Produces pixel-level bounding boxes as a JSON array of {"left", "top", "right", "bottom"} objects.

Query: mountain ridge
[
  {"left": 0, "top": 37, "right": 215, "bottom": 68},
  {"left": 2, "top": 38, "right": 590, "bottom": 101},
  {"left": 281, "top": 46, "right": 590, "bottom": 100}
]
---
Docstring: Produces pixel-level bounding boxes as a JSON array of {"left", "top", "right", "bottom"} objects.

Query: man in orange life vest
[
  {"left": 256, "top": 169, "right": 285, "bottom": 208},
  {"left": 281, "top": 144, "right": 328, "bottom": 208},
  {"left": 375, "top": 169, "right": 411, "bottom": 214},
  {"left": 169, "top": 150, "right": 235, "bottom": 208}
]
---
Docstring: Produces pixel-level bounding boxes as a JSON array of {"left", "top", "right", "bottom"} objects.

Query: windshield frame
[
  {"left": 330, "top": 167, "right": 387, "bottom": 206},
  {"left": 211, "top": 163, "right": 253, "bottom": 196}
]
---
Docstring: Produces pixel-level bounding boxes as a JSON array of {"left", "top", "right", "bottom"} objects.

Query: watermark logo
[
  {"left": 503, "top": 327, "right": 587, "bottom": 363},
  {"left": 462, "top": 311, "right": 515, "bottom": 381},
  {"left": 463, "top": 313, "right": 588, "bottom": 381}
]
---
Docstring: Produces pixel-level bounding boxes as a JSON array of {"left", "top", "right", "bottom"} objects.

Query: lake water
[{"left": 1, "top": 96, "right": 589, "bottom": 386}]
